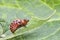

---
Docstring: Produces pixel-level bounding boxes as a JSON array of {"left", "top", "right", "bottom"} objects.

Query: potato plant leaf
[{"left": 0, "top": 0, "right": 60, "bottom": 40}]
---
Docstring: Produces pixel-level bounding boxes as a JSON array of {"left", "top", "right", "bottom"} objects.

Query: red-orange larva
[{"left": 10, "top": 19, "right": 29, "bottom": 33}]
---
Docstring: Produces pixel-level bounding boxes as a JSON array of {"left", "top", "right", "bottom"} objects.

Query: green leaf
[
  {"left": 5, "top": 19, "right": 60, "bottom": 40},
  {"left": 0, "top": 24, "right": 3, "bottom": 35},
  {"left": 0, "top": 0, "right": 59, "bottom": 40},
  {"left": 41, "top": 0, "right": 60, "bottom": 20}
]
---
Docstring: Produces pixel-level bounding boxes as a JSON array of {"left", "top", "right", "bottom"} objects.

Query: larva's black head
[
  {"left": 23, "top": 19, "right": 29, "bottom": 22},
  {"left": 21, "top": 19, "right": 29, "bottom": 26}
]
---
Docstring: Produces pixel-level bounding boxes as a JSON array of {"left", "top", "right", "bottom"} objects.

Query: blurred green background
[{"left": 0, "top": 0, "right": 60, "bottom": 40}]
